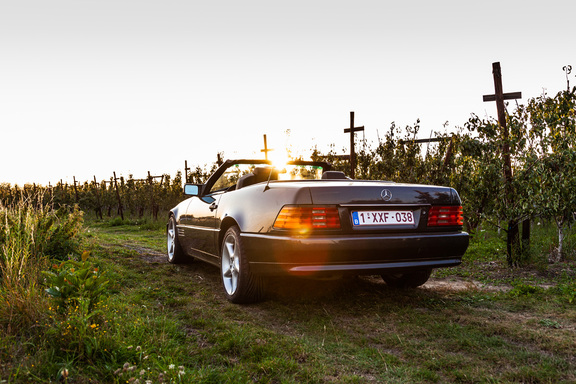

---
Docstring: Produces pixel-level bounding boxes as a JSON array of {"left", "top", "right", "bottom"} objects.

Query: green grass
[{"left": 2, "top": 217, "right": 576, "bottom": 383}]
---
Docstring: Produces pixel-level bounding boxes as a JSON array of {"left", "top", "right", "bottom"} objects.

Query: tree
[{"left": 525, "top": 88, "right": 576, "bottom": 261}]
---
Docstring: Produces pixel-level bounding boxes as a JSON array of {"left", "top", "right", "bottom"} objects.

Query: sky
[{"left": 1, "top": 0, "right": 575, "bottom": 186}]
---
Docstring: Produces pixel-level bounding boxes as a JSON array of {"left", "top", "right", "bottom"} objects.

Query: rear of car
[{"left": 240, "top": 181, "right": 469, "bottom": 278}]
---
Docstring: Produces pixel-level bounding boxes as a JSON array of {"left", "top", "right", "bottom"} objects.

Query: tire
[
  {"left": 167, "top": 216, "right": 187, "bottom": 264},
  {"left": 382, "top": 269, "right": 432, "bottom": 288},
  {"left": 221, "top": 226, "right": 264, "bottom": 304}
]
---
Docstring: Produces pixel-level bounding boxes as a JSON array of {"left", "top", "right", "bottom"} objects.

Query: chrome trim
[
  {"left": 339, "top": 203, "right": 425, "bottom": 208},
  {"left": 286, "top": 259, "right": 462, "bottom": 273},
  {"left": 177, "top": 224, "right": 219, "bottom": 232}
]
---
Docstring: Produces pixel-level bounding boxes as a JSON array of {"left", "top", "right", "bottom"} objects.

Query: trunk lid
[
  {"left": 306, "top": 181, "right": 462, "bottom": 233},
  {"left": 308, "top": 181, "right": 460, "bottom": 206}
]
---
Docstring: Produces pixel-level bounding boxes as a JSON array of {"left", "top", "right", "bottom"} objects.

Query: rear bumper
[{"left": 241, "top": 231, "right": 469, "bottom": 276}]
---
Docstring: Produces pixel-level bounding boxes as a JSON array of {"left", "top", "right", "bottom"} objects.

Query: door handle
[{"left": 209, "top": 203, "right": 218, "bottom": 211}]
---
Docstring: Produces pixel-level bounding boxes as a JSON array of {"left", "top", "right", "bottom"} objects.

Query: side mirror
[{"left": 184, "top": 184, "right": 202, "bottom": 196}]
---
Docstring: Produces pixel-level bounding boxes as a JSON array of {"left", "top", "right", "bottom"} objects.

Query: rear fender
[{"left": 216, "top": 185, "right": 313, "bottom": 233}]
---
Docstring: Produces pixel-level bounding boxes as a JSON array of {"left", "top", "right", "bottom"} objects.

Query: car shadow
[{"left": 263, "top": 274, "right": 430, "bottom": 303}]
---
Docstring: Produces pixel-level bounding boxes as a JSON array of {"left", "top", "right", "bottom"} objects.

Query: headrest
[
  {"left": 253, "top": 167, "right": 278, "bottom": 181},
  {"left": 321, "top": 171, "right": 349, "bottom": 180}
]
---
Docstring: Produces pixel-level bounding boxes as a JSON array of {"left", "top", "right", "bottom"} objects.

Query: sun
[{"left": 268, "top": 148, "right": 292, "bottom": 168}]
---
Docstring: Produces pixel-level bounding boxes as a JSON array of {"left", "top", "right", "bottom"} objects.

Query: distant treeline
[{"left": 0, "top": 166, "right": 217, "bottom": 220}]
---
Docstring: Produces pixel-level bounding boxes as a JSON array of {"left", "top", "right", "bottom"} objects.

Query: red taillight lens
[
  {"left": 428, "top": 206, "right": 464, "bottom": 226},
  {"left": 273, "top": 206, "right": 341, "bottom": 230}
]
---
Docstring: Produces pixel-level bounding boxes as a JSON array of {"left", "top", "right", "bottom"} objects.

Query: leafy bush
[
  {"left": 43, "top": 251, "right": 111, "bottom": 360},
  {"left": 553, "top": 280, "right": 576, "bottom": 304},
  {"left": 43, "top": 251, "right": 109, "bottom": 313},
  {"left": 35, "top": 205, "right": 84, "bottom": 260},
  {"left": 509, "top": 280, "right": 541, "bottom": 297},
  {"left": 107, "top": 217, "right": 125, "bottom": 227}
]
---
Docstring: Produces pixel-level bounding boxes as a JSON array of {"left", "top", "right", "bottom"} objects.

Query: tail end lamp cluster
[
  {"left": 428, "top": 206, "right": 464, "bottom": 226},
  {"left": 273, "top": 206, "right": 340, "bottom": 231}
]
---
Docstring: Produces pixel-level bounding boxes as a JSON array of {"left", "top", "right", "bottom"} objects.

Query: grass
[{"left": 2, "top": 214, "right": 576, "bottom": 383}]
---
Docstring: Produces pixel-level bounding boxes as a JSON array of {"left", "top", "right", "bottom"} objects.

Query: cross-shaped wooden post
[
  {"left": 344, "top": 111, "right": 364, "bottom": 179},
  {"left": 261, "top": 134, "right": 274, "bottom": 160},
  {"left": 483, "top": 62, "right": 521, "bottom": 185},
  {"left": 483, "top": 61, "right": 522, "bottom": 265}
]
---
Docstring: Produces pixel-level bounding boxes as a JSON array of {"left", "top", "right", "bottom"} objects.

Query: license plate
[{"left": 352, "top": 210, "right": 415, "bottom": 226}]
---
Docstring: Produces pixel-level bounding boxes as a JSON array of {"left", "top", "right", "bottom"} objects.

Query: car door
[
  {"left": 182, "top": 192, "right": 223, "bottom": 261},
  {"left": 179, "top": 162, "right": 253, "bottom": 262}
]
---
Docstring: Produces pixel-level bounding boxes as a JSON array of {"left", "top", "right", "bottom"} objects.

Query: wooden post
[
  {"left": 483, "top": 62, "right": 522, "bottom": 265},
  {"left": 398, "top": 138, "right": 446, "bottom": 145},
  {"left": 73, "top": 176, "right": 79, "bottom": 203},
  {"left": 148, "top": 171, "right": 159, "bottom": 220},
  {"left": 61, "top": 179, "right": 67, "bottom": 201},
  {"left": 261, "top": 134, "right": 273, "bottom": 160},
  {"left": 184, "top": 160, "right": 190, "bottom": 183},
  {"left": 113, "top": 171, "right": 124, "bottom": 220},
  {"left": 106, "top": 178, "right": 113, "bottom": 217},
  {"left": 48, "top": 182, "right": 54, "bottom": 210},
  {"left": 443, "top": 136, "right": 455, "bottom": 168},
  {"left": 93, "top": 176, "right": 103, "bottom": 220},
  {"left": 344, "top": 111, "right": 364, "bottom": 179}
]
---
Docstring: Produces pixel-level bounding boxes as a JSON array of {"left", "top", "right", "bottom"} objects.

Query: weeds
[
  {"left": 0, "top": 233, "right": 48, "bottom": 334},
  {"left": 41, "top": 251, "right": 111, "bottom": 360},
  {"left": 0, "top": 198, "right": 85, "bottom": 334},
  {"left": 1, "top": 201, "right": 83, "bottom": 262},
  {"left": 509, "top": 280, "right": 541, "bottom": 297},
  {"left": 0, "top": 198, "right": 86, "bottom": 380},
  {"left": 43, "top": 251, "right": 109, "bottom": 313},
  {"left": 553, "top": 280, "right": 576, "bottom": 304}
]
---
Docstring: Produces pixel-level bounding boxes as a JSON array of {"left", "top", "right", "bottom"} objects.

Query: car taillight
[
  {"left": 428, "top": 206, "right": 464, "bottom": 226},
  {"left": 273, "top": 206, "right": 341, "bottom": 230}
]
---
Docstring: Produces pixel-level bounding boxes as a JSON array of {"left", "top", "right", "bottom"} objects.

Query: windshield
[
  {"left": 210, "top": 164, "right": 248, "bottom": 192},
  {"left": 276, "top": 164, "right": 323, "bottom": 180},
  {"left": 208, "top": 163, "right": 324, "bottom": 194}
]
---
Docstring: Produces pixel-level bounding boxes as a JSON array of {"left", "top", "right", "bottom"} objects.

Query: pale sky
[{"left": 1, "top": 1, "right": 575, "bottom": 186}]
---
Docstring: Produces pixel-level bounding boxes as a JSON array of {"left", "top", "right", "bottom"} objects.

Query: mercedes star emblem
[{"left": 381, "top": 189, "right": 392, "bottom": 201}]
